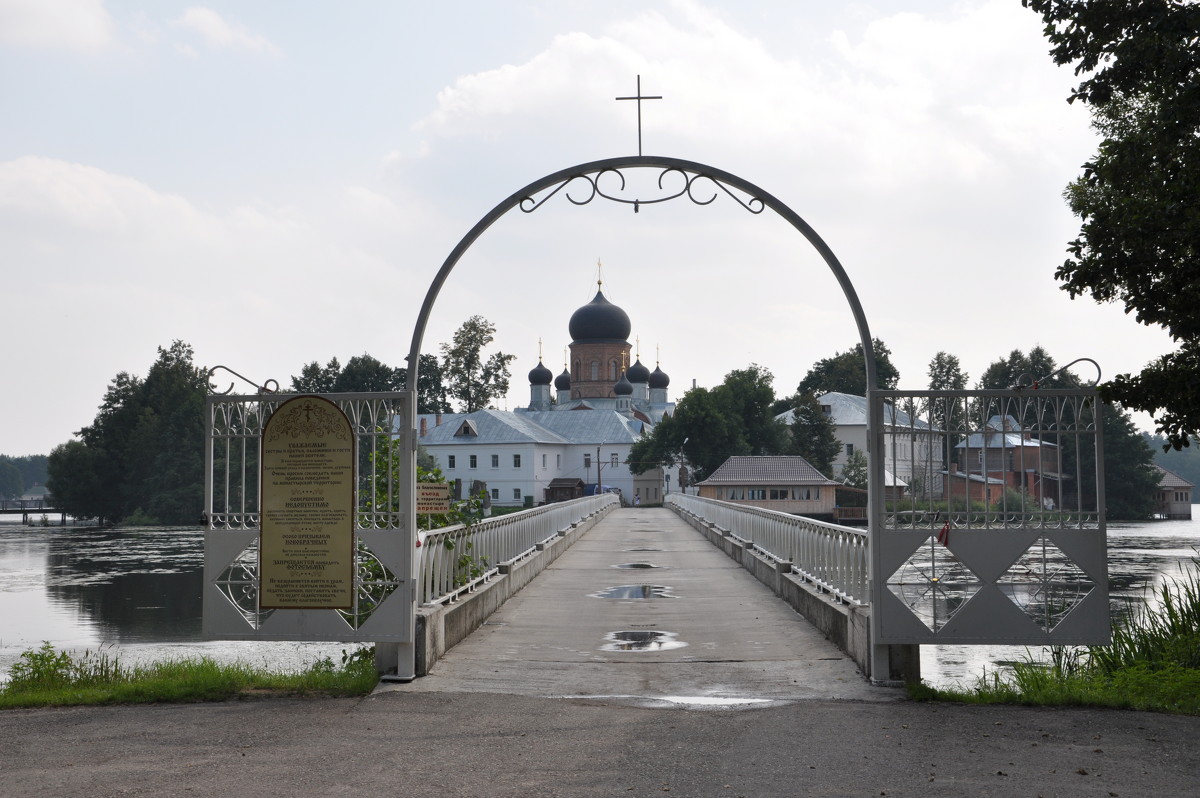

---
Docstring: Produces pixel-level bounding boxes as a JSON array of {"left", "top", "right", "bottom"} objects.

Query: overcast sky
[{"left": 0, "top": 0, "right": 1175, "bottom": 457}]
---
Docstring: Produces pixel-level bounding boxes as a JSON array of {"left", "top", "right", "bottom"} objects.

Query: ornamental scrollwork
[{"left": 519, "top": 166, "right": 765, "bottom": 215}]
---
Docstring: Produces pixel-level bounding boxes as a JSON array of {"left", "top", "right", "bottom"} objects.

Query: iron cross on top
[{"left": 616, "top": 75, "right": 662, "bottom": 156}]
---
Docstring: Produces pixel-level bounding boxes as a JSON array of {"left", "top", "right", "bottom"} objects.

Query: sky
[{"left": 0, "top": 0, "right": 1177, "bottom": 457}]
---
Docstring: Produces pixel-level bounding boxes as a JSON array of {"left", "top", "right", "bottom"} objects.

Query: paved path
[{"left": 389, "top": 507, "right": 894, "bottom": 705}]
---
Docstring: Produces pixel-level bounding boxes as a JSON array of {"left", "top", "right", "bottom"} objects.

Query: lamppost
[{"left": 595, "top": 442, "right": 604, "bottom": 493}]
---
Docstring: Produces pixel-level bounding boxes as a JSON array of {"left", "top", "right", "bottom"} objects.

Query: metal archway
[{"left": 401, "top": 155, "right": 890, "bottom": 679}]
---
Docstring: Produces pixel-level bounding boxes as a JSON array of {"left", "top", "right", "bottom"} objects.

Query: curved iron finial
[
  {"left": 207, "top": 365, "right": 279, "bottom": 395},
  {"left": 519, "top": 165, "right": 764, "bottom": 215},
  {"left": 1012, "top": 357, "right": 1102, "bottom": 390}
]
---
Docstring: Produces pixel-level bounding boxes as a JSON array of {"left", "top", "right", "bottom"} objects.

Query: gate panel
[
  {"left": 869, "top": 389, "right": 1108, "bottom": 645},
  {"left": 203, "top": 391, "right": 414, "bottom": 643}
]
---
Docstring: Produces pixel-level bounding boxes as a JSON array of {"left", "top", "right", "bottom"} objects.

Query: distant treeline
[
  {"left": 1149, "top": 434, "right": 1200, "bottom": 491},
  {"left": 0, "top": 454, "right": 49, "bottom": 500}
]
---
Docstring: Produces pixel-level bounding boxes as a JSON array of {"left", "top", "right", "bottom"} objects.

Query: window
[
  {"left": 584, "top": 453, "right": 592, "bottom": 468},
  {"left": 490, "top": 488, "right": 499, "bottom": 500},
  {"left": 845, "top": 443, "right": 854, "bottom": 457},
  {"left": 610, "top": 453, "right": 618, "bottom": 467},
  {"left": 469, "top": 455, "right": 477, "bottom": 469},
  {"left": 513, "top": 454, "right": 521, "bottom": 468},
  {"left": 491, "top": 454, "right": 499, "bottom": 468},
  {"left": 447, "top": 455, "right": 456, "bottom": 469},
  {"left": 769, "top": 488, "right": 788, "bottom": 500},
  {"left": 556, "top": 454, "right": 560, "bottom": 467},
  {"left": 747, "top": 488, "right": 766, "bottom": 500},
  {"left": 609, "top": 360, "right": 618, "bottom": 380},
  {"left": 590, "top": 360, "right": 599, "bottom": 380},
  {"left": 542, "top": 454, "right": 547, "bottom": 468},
  {"left": 513, "top": 488, "right": 522, "bottom": 501}
]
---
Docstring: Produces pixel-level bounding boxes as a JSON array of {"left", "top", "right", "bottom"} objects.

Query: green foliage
[
  {"left": 440, "top": 315, "right": 515, "bottom": 413},
  {"left": 47, "top": 341, "right": 206, "bottom": 525},
  {"left": 1024, "top": 0, "right": 1200, "bottom": 449},
  {"left": 787, "top": 391, "right": 840, "bottom": 476},
  {"left": 841, "top": 450, "right": 868, "bottom": 489},
  {"left": 1149, "top": 432, "right": 1200, "bottom": 485},
  {"left": 796, "top": 338, "right": 899, "bottom": 396},
  {"left": 977, "top": 346, "right": 1072, "bottom": 389},
  {"left": 628, "top": 364, "right": 788, "bottom": 482},
  {"left": 0, "top": 454, "right": 48, "bottom": 499},
  {"left": 2, "top": 643, "right": 377, "bottom": 708},
  {"left": 289, "top": 353, "right": 450, "bottom": 414}
]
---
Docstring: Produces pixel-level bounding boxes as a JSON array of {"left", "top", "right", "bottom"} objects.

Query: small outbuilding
[
  {"left": 544, "top": 477, "right": 585, "bottom": 504},
  {"left": 1152, "top": 464, "right": 1193, "bottom": 519},
  {"left": 696, "top": 456, "right": 839, "bottom": 517}
]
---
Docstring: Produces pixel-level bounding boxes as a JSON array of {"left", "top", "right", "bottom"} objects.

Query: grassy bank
[
  {"left": 912, "top": 562, "right": 1200, "bottom": 714},
  {"left": 1, "top": 643, "right": 378, "bottom": 709}
]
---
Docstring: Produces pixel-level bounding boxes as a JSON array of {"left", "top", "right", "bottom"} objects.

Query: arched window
[
  {"left": 590, "top": 360, "right": 599, "bottom": 381},
  {"left": 609, "top": 359, "right": 618, "bottom": 380},
  {"left": 572, "top": 360, "right": 580, "bottom": 381}
]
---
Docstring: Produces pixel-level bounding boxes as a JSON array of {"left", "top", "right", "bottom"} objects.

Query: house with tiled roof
[
  {"left": 696, "top": 455, "right": 840, "bottom": 517},
  {"left": 1152, "top": 464, "right": 1193, "bottom": 519}
]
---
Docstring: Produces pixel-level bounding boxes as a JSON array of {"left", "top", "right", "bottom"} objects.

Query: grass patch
[
  {"left": 1, "top": 643, "right": 378, "bottom": 709},
  {"left": 911, "top": 562, "right": 1200, "bottom": 715}
]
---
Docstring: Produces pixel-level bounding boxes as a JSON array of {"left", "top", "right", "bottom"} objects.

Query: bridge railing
[
  {"left": 418, "top": 493, "right": 618, "bottom": 605},
  {"left": 666, "top": 493, "right": 868, "bottom": 605}
]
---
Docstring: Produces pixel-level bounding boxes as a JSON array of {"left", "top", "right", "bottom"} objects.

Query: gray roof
[
  {"left": 418, "top": 408, "right": 647, "bottom": 447},
  {"left": 698, "top": 456, "right": 838, "bottom": 486},
  {"left": 1153, "top": 463, "right": 1194, "bottom": 489},
  {"left": 775, "top": 392, "right": 937, "bottom": 431}
]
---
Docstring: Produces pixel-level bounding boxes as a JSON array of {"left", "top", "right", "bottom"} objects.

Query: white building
[
  {"left": 418, "top": 278, "right": 678, "bottom": 507},
  {"left": 776, "top": 391, "right": 943, "bottom": 495}
]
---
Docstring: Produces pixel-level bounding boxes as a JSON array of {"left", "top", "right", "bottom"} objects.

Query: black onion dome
[
  {"left": 627, "top": 358, "right": 651, "bottom": 384},
  {"left": 568, "top": 290, "right": 632, "bottom": 343},
  {"left": 528, "top": 360, "right": 553, "bottom": 386},
  {"left": 649, "top": 365, "right": 670, "bottom": 390},
  {"left": 614, "top": 372, "right": 633, "bottom": 396},
  {"left": 555, "top": 368, "right": 571, "bottom": 390}
]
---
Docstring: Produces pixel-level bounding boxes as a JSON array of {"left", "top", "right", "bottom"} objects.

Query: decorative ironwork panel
[
  {"left": 203, "top": 391, "right": 414, "bottom": 642},
  {"left": 869, "top": 389, "right": 1109, "bottom": 645}
]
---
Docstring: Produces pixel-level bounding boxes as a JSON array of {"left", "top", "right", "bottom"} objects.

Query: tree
[
  {"left": 0, "top": 460, "right": 23, "bottom": 499},
  {"left": 440, "top": 316, "right": 516, "bottom": 413},
  {"left": 977, "top": 346, "right": 1072, "bottom": 390},
  {"left": 629, "top": 365, "right": 789, "bottom": 482},
  {"left": 291, "top": 352, "right": 450, "bottom": 413},
  {"left": 927, "top": 351, "right": 968, "bottom": 392},
  {"left": 1097, "top": 403, "right": 1159, "bottom": 520},
  {"left": 1024, "top": 0, "right": 1200, "bottom": 449},
  {"left": 842, "top": 449, "right": 868, "bottom": 488},
  {"left": 47, "top": 341, "right": 207, "bottom": 525},
  {"left": 787, "top": 391, "right": 840, "bottom": 476},
  {"left": 796, "top": 338, "right": 900, "bottom": 396}
]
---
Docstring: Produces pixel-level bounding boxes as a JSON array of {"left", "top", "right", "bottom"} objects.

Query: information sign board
[
  {"left": 416, "top": 483, "right": 451, "bottom": 514},
  {"left": 259, "top": 395, "right": 355, "bottom": 609}
]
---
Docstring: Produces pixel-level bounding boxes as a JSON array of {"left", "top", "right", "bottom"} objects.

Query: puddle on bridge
[
  {"left": 600, "top": 630, "right": 687, "bottom": 652},
  {"left": 590, "top": 584, "right": 676, "bottom": 599},
  {"left": 623, "top": 547, "right": 662, "bottom": 552},
  {"left": 612, "top": 562, "right": 663, "bottom": 569}
]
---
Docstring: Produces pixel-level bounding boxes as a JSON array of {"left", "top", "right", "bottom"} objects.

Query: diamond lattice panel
[
  {"left": 997, "top": 536, "right": 1094, "bottom": 632},
  {"left": 886, "top": 537, "right": 983, "bottom": 632},
  {"left": 214, "top": 538, "right": 274, "bottom": 629}
]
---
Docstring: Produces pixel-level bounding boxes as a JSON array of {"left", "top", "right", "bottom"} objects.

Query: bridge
[
  {"left": 0, "top": 499, "right": 69, "bottom": 525},
  {"left": 391, "top": 494, "right": 907, "bottom": 699}
]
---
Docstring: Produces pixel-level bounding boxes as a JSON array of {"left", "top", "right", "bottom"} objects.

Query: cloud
[
  {"left": 170, "top": 6, "right": 281, "bottom": 57},
  {"left": 0, "top": 0, "right": 115, "bottom": 53}
]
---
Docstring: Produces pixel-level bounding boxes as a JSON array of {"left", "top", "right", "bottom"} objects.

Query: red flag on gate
[{"left": 937, "top": 522, "right": 951, "bottom": 547}]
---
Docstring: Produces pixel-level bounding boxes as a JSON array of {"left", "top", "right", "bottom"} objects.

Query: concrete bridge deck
[{"left": 388, "top": 507, "right": 898, "bottom": 705}]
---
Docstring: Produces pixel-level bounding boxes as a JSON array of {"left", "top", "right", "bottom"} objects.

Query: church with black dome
[{"left": 523, "top": 279, "right": 673, "bottom": 423}]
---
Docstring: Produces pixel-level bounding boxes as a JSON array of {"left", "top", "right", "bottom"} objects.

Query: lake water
[{"left": 1, "top": 512, "right": 1197, "bottom": 687}]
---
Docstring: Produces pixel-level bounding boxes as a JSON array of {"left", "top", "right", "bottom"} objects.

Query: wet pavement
[{"left": 386, "top": 507, "right": 897, "bottom": 706}]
